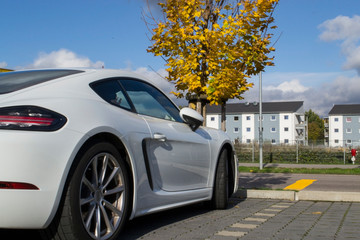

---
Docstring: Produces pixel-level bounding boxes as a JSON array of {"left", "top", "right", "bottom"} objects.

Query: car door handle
[{"left": 153, "top": 133, "right": 167, "bottom": 142}]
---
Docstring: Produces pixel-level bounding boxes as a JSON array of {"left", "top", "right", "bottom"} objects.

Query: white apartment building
[
  {"left": 328, "top": 104, "right": 360, "bottom": 147},
  {"left": 206, "top": 101, "right": 307, "bottom": 145}
]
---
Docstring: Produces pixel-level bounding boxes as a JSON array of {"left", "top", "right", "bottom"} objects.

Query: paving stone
[{"left": 116, "top": 198, "right": 360, "bottom": 240}]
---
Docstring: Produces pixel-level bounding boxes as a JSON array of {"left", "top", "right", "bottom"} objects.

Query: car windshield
[{"left": 0, "top": 69, "right": 84, "bottom": 94}]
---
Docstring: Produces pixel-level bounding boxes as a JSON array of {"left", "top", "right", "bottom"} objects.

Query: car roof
[{"left": 0, "top": 68, "right": 155, "bottom": 94}]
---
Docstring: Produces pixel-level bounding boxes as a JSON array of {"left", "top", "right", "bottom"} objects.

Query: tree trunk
[
  {"left": 221, "top": 102, "right": 226, "bottom": 131},
  {"left": 187, "top": 94, "right": 208, "bottom": 126},
  {"left": 196, "top": 100, "right": 202, "bottom": 115}
]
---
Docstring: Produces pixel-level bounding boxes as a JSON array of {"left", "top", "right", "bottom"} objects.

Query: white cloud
[
  {"left": 319, "top": 15, "right": 360, "bottom": 74},
  {"left": 141, "top": 0, "right": 164, "bottom": 16},
  {"left": 264, "top": 79, "right": 309, "bottom": 93},
  {"left": 319, "top": 15, "right": 360, "bottom": 41},
  {"left": 343, "top": 45, "right": 360, "bottom": 71},
  {"left": 127, "top": 66, "right": 188, "bottom": 106},
  {"left": 26, "top": 49, "right": 104, "bottom": 69},
  {"left": 242, "top": 74, "right": 360, "bottom": 117},
  {"left": 0, "top": 61, "right": 8, "bottom": 68},
  {"left": 130, "top": 67, "right": 172, "bottom": 93},
  {"left": 131, "top": 68, "right": 360, "bottom": 116}
]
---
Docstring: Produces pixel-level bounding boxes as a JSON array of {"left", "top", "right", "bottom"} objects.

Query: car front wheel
[
  {"left": 211, "top": 148, "right": 229, "bottom": 209},
  {"left": 43, "top": 141, "right": 130, "bottom": 240}
]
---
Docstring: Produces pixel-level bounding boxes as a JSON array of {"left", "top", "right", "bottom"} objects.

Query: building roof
[
  {"left": 329, "top": 104, "right": 360, "bottom": 115},
  {"left": 206, "top": 101, "right": 304, "bottom": 114}
]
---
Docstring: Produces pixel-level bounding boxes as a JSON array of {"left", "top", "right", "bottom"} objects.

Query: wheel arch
[
  {"left": 51, "top": 132, "right": 135, "bottom": 228},
  {"left": 72, "top": 132, "right": 134, "bottom": 207},
  {"left": 43, "top": 132, "right": 135, "bottom": 239}
]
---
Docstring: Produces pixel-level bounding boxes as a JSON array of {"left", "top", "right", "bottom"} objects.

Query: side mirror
[{"left": 179, "top": 107, "right": 204, "bottom": 131}]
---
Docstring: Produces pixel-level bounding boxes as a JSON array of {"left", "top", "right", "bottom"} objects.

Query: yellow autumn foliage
[{"left": 147, "top": 0, "right": 279, "bottom": 105}]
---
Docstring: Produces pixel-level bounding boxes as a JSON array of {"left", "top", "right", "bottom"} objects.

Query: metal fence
[{"left": 234, "top": 140, "right": 360, "bottom": 165}]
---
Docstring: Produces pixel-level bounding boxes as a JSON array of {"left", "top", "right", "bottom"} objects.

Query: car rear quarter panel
[
  {"left": 0, "top": 96, "right": 151, "bottom": 228},
  {"left": 0, "top": 128, "right": 86, "bottom": 228}
]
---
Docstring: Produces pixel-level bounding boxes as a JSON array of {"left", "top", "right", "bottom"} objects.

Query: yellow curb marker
[{"left": 284, "top": 179, "right": 317, "bottom": 191}]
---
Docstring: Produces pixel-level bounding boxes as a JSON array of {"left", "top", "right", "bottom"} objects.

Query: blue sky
[{"left": 2, "top": 0, "right": 360, "bottom": 116}]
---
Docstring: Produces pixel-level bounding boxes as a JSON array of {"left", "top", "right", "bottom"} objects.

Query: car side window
[
  {"left": 120, "top": 79, "right": 183, "bottom": 122},
  {"left": 91, "top": 80, "right": 132, "bottom": 110}
]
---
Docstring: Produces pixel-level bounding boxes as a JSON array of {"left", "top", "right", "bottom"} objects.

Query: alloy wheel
[{"left": 79, "top": 152, "right": 126, "bottom": 240}]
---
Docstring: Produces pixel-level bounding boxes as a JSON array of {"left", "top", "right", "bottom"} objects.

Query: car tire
[
  {"left": 42, "top": 141, "right": 130, "bottom": 240},
  {"left": 211, "top": 148, "right": 229, "bottom": 210}
]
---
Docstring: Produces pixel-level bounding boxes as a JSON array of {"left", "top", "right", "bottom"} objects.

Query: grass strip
[{"left": 238, "top": 166, "right": 360, "bottom": 175}]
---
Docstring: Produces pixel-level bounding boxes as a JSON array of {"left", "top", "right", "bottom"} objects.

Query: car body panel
[
  {"left": 0, "top": 69, "right": 237, "bottom": 229},
  {"left": 0, "top": 128, "right": 85, "bottom": 228},
  {"left": 143, "top": 115, "right": 211, "bottom": 191}
]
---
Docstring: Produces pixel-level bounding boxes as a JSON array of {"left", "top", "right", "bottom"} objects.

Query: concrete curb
[
  {"left": 235, "top": 189, "right": 360, "bottom": 202},
  {"left": 297, "top": 191, "right": 360, "bottom": 202},
  {"left": 235, "top": 189, "right": 296, "bottom": 201}
]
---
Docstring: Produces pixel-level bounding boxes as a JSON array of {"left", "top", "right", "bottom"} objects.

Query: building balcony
[
  {"left": 296, "top": 121, "right": 307, "bottom": 129},
  {"left": 296, "top": 135, "right": 305, "bottom": 140}
]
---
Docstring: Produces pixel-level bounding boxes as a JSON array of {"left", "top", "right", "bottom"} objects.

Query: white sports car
[{"left": 0, "top": 69, "right": 238, "bottom": 240}]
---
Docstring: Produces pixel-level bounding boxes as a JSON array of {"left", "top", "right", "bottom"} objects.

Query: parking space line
[
  {"left": 216, "top": 230, "right": 247, "bottom": 237},
  {"left": 255, "top": 212, "right": 276, "bottom": 217},
  {"left": 272, "top": 204, "right": 291, "bottom": 208},
  {"left": 244, "top": 217, "right": 267, "bottom": 222},
  {"left": 264, "top": 208, "right": 282, "bottom": 212},
  {"left": 284, "top": 179, "right": 317, "bottom": 191},
  {"left": 231, "top": 223, "right": 258, "bottom": 229}
]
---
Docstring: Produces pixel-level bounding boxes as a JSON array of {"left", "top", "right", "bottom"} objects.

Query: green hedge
[{"left": 236, "top": 144, "right": 351, "bottom": 164}]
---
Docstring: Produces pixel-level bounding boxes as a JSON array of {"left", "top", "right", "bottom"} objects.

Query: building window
[
  {"left": 334, "top": 128, "right": 339, "bottom": 133},
  {"left": 271, "top": 127, "right": 276, "bottom": 132},
  {"left": 246, "top": 116, "right": 251, "bottom": 121},
  {"left": 210, "top": 117, "right": 215, "bottom": 121},
  {"left": 234, "top": 127, "right": 239, "bottom": 133},
  {"left": 346, "top": 128, "right": 352, "bottom": 133},
  {"left": 234, "top": 116, "right": 239, "bottom": 121},
  {"left": 347, "top": 139, "right": 352, "bottom": 144},
  {"left": 246, "top": 127, "right": 251, "bottom": 132},
  {"left": 334, "top": 117, "right": 339, "bottom": 122},
  {"left": 284, "top": 115, "right": 289, "bottom": 120},
  {"left": 271, "top": 115, "right": 276, "bottom": 121},
  {"left": 335, "top": 139, "right": 339, "bottom": 143},
  {"left": 271, "top": 139, "right": 276, "bottom": 144},
  {"left": 284, "top": 127, "right": 289, "bottom": 132},
  {"left": 246, "top": 139, "right": 251, "bottom": 143},
  {"left": 284, "top": 139, "right": 289, "bottom": 144},
  {"left": 346, "top": 117, "right": 352, "bottom": 122}
]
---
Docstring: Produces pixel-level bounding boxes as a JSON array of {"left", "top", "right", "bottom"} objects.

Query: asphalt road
[{"left": 239, "top": 172, "right": 360, "bottom": 192}]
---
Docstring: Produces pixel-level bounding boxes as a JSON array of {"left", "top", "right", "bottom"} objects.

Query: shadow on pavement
[
  {"left": 120, "top": 199, "right": 244, "bottom": 239},
  {"left": 0, "top": 229, "right": 41, "bottom": 239},
  {"left": 0, "top": 200, "right": 244, "bottom": 240},
  {"left": 238, "top": 172, "right": 292, "bottom": 190}
]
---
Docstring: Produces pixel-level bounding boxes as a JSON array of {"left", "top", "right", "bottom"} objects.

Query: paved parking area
[
  {"left": 121, "top": 198, "right": 360, "bottom": 240},
  {"left": 2, "top": 198, "right": 360, "bottom": 239}
]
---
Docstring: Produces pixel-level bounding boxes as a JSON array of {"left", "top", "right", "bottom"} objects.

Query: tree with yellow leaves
[{"left": 146, "top": 0, "right": 278, "bottom": 130}]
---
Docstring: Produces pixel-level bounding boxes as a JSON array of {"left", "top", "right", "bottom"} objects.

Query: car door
[{"left": 120, "top": 79, "right": 212, "bottom": 192}]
